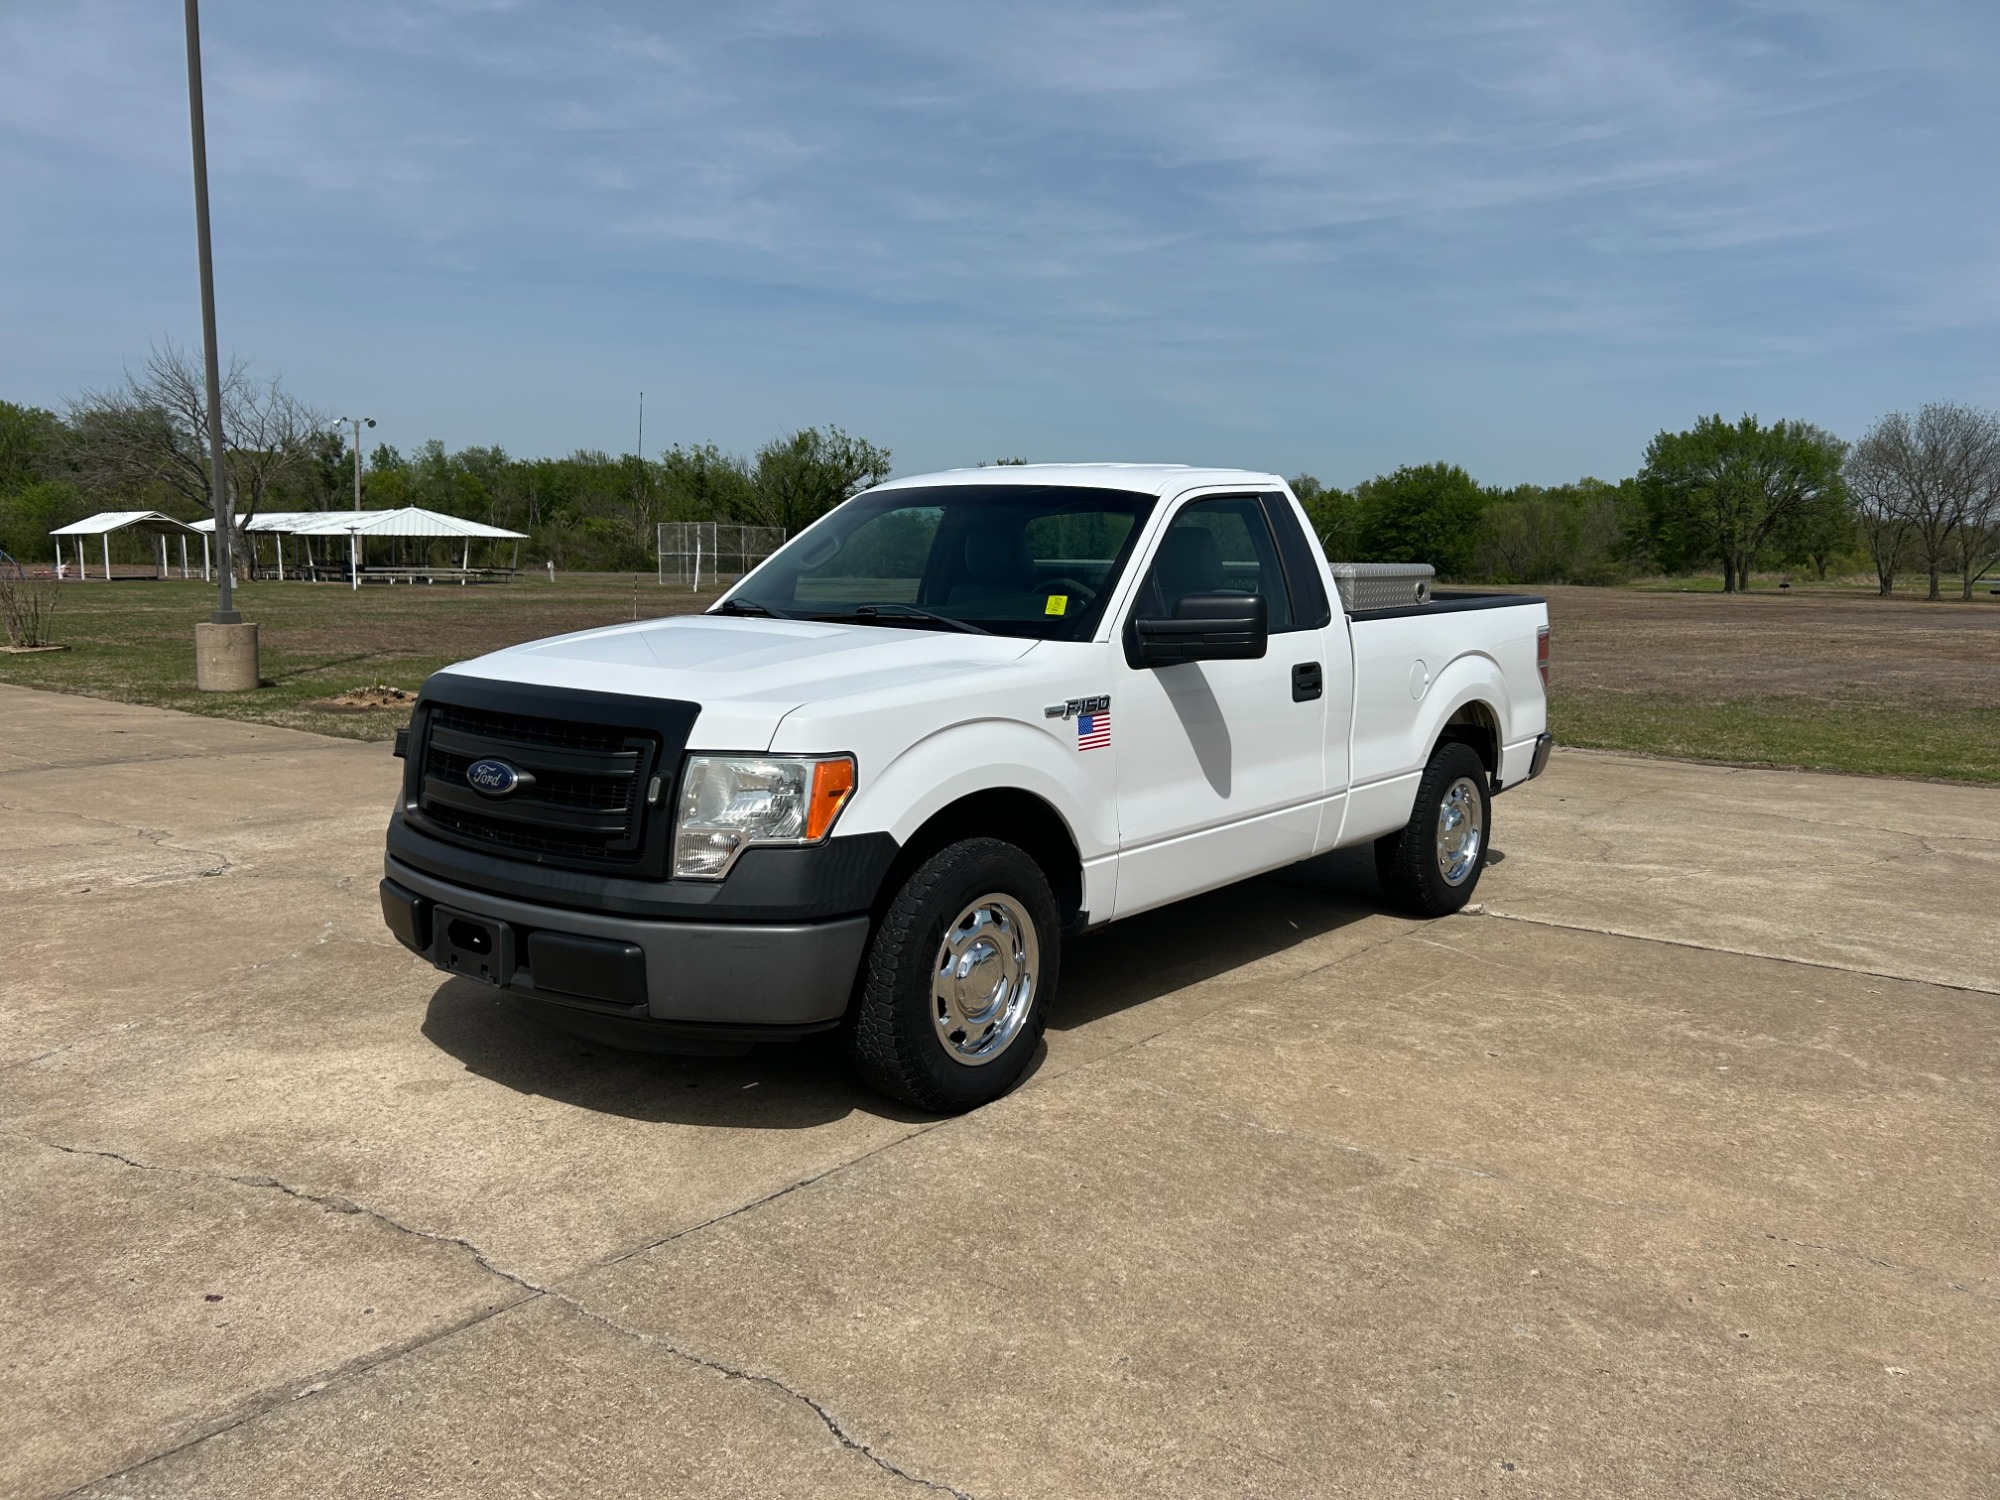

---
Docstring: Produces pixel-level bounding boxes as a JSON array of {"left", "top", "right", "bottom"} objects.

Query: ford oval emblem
[{"left": 466, "top": 758, "right": 523, "bottom": 797}]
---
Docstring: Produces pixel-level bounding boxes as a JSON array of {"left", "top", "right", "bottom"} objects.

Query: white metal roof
[
  {"left": 189, "top": 507, "right": 527, "bottom": 539},
  {"left": 49, "top": 510, "right": 201, "bottom": 537},
  {"left": 187, "top": 510, "right": 358, "bottom": 534}
]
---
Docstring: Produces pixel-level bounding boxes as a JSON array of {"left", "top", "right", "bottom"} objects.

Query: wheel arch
[
  {"left": 1413, "top": 652, "right": 1511, "bottom": 788},
  {"left": 877, "top": 787, "right": 1086, "bottom": 933},
  {"left": 1436, "top": 697, "right": 1502, "bottom": 785}
]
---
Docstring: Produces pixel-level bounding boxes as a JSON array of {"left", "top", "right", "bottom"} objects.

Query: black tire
[
  {"left": 1374, "top": 740, "right": 1492, "bottom": 917},
  {"left": 846, "top": 837, "right": 1060, "bottom": 1113}
]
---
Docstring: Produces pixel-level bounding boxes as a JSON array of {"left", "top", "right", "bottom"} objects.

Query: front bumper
[{"left": 382, "top": 857, "right": 870, "bottom": 1038}]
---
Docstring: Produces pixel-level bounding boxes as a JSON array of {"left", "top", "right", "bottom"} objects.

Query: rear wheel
[
  {"left": 846, "top": 837, "right": 1059, "bottom": 1113},
  {"left": 1374, "top": 741, "right": 1491, "bottom": 917}
]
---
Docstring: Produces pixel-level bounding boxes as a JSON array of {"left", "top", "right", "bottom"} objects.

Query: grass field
[
  {"left": 1541, "top": 583, "right": 2000, "bottom": 783},
  {"left": 0, "top": 573, "right": 722, "bottom": 741},
  {"left": 4, "top": 573, "right": 1998, "bottom": 782}
]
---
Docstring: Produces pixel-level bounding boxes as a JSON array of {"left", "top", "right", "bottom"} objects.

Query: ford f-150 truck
[{"left": 381, "top": 465, "right": 1551, "bottom": 1111}]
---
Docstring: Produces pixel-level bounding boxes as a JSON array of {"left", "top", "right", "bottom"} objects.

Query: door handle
[{"left": 1292, "top": 661, "right": 1323, "bottom": 702}]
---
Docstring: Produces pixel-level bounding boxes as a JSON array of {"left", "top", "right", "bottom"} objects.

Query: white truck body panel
[{"left": 435, "top": 464, "right": 1548, "bottom": 930}]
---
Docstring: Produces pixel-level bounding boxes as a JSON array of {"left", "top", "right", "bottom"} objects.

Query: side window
[
  {"left": 1134, "top": 496, "right": 1294, "bottom": 632},
  {"left": 1260, "top": 493, "right": 1332, "bottom": 629}
]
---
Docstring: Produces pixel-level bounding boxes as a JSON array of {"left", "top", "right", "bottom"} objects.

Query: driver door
[{"left": 1111, "top": 495, "right": 1330, "bottom": 917}]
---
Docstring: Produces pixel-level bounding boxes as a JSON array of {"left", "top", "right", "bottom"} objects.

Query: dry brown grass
[{"left": 1541, "top": 585, "right": 2000, "bottom": 782}]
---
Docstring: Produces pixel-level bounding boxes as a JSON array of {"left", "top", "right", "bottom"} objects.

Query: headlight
[{"left": 672, "top": 754, "right": 856, "bottom": 879}]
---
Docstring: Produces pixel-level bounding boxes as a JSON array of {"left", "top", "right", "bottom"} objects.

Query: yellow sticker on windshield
[{"left": 1045, "top": 595, "right": 1068, "bottom": 616}]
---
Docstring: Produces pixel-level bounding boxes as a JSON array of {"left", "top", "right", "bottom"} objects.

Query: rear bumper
[
  {"left": 1496, "top": 732, "right": 1554, "bottom": 793},
  {"left": 382, "top": 857, "right": 870, "bottom": 1036}
]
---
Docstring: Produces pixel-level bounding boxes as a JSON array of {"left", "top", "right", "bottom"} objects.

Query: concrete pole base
[{"left": 195, "top": 621, "right": 261, "bottom": 692}]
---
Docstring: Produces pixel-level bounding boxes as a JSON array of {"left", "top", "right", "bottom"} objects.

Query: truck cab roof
[{"left": 870, "top": 464, "right": 1288, "bottom": 497}]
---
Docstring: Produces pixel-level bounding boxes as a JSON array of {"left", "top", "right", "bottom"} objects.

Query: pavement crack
[
  {"left": 32, "top": 1134, "right": 976, "bottom": 1496},
  {"left": 547, "top": 1291, "right": 976, "bottom": 1499},
  {"left": 1473, "top": 907, "right": 2000, "bottom": 997},
  {"left": 38, "top": 1141, "right": 546, "bottom": 1295},
  {"left": 11, "top": 1021, "right": 142, "bottom": 1069}
]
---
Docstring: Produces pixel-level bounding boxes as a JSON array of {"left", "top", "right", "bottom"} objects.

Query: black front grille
[{"left": 415, "top": 699, "right": 661, "bottom": 867}]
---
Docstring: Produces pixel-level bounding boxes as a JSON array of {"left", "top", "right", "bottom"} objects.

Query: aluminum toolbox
[{"left": 1327, "top": 562, "right": 1435, "bottom": 613}]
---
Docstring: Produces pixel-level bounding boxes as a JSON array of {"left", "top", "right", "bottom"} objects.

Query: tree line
[
  {"left": 5, "top": 343, "right": 1998, "bottom": 597},
  {"left": 0, "top": 344, "right": 891, "bottom": 574},
  {"left": 1293, "top": 403, "right": 2000, "bottom": 598}
]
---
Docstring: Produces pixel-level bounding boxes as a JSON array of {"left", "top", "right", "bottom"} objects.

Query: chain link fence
[{"left": 657, "top": 523, "right": 785, "bottom": 590}]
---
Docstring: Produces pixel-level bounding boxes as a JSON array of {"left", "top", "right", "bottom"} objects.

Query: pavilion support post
[
  {"left": 103, "top": 533, "right": 112, "bottom": 582},
  {"left": 180, "top": 536, "right": 189, "bottom": 578},
  {"left": 202, "top": 535, "right": 210, "bottom": 581},
  {"left": 53, "top": 537, "right": 62, "bottom": 579},
  {"left": 350, "top": 533, "right": 359, "bottom": 591},
  {"left": 159, "top": 534, "right": 168, "bottom": 578},
  {"left": 275, "top": 533, "right": 284, "bottom": 582}
]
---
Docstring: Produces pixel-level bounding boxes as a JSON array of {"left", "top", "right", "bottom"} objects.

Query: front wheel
[
  {"left": 1374, "top": 741, "right": 1491, "bottom": 917},
  {"left": 846, "top": 838, "right": 1060, "bottom": 1113}
]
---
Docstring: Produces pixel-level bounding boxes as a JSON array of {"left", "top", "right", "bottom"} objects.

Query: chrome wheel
[
  {"left": 1434, "top": 776, "right": 1485, "bottom": 886},
  {"left": 932, "top": 892, "right": 1039, "bottom": 1066}
]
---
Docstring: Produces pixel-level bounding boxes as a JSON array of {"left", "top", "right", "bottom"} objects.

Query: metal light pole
[
  {"left": 338, "top": 416, "right": 375, "bottom": 510},
  {"left": 184, "top": 0, "right": 259, "bottom": 689}
]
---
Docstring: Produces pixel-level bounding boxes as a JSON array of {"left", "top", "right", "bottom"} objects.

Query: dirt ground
[{"left": 1540, "top": 584, "right": 2000, "bottom": 707}]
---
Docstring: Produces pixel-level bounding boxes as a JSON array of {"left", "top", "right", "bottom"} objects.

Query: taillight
[{"left": 1536, "top": 625, "right": 1550, "bottom": 688}]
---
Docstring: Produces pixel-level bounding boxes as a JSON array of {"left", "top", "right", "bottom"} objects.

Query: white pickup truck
[{"left": 381, "top": 465, "right": 1550, "bottom": 1111}]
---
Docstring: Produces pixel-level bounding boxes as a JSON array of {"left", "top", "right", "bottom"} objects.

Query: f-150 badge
[{"left": 1044, "top": 695, "right": 1110, "bottom": 720}]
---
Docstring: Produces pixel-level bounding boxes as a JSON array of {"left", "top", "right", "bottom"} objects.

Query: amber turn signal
[{"left": 806, "top": 756, "right": 857, "bottom": 841}]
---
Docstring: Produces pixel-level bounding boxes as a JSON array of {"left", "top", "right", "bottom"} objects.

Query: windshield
[{"left": 722, "top": 484, "right": 1158, "bottom": 641}]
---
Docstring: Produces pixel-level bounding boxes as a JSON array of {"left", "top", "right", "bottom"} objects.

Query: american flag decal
[{"left": 1076, "top": 709, "right": 1111, "bottom": 751}]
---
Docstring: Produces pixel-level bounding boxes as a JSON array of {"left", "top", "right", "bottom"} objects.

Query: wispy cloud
[{"left": 2, "top": 0, "right": 1996, "bottom": 481}]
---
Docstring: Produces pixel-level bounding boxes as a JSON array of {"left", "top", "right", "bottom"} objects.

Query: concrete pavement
[{"left": 2, "top": 683, "right": 1995, "bottom": 1498}]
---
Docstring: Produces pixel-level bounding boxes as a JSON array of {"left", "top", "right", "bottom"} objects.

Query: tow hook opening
[{"left": 446, "top": 918, "right": 494, "bottom": 955}]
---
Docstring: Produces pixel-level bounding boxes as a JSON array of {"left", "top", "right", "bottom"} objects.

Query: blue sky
[{"left": 3, "top": 1, "right": 1995, "bottom": 487}]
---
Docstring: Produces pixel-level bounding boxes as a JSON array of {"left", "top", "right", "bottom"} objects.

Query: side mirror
[{"left": 1133, "top": 591, "right": 1268, "bottom": 666}]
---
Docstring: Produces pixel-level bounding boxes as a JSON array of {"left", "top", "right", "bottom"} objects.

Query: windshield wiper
[
  {"left": 711, "top": 597, "right": 793, "bottom": 620},
  {"left": 828, "top": 603, "right": 992, "bottom": 636}
]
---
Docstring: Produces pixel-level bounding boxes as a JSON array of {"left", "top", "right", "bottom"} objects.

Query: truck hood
[{"left": 433, "top": 612, "right": 1041, "bottom": 750}]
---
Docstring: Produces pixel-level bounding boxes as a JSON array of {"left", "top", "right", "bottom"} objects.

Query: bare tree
[
  {"left": 0, "top": 554, "right": 62, "bottom": 648},
  {"left": 67, "top": 341, "right": 327, "bottom": 576},
  {"left": 1846, "top": 442, "right": 1917, "bottom": 596},
  {"left": 1847, "top": 403, "right": 2000, "bottom": 600}
]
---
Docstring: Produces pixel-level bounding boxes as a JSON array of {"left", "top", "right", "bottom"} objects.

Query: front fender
[{"left": 841, "top": 717, "right": 1111, "bottom": 861}]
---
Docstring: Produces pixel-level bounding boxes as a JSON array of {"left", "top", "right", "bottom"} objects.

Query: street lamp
[
  {"left": 337, "top": 416, "right": 375, "bottom": 511},
  {"left": 183, "top": 0, "right": 259, "bottom": 692}
]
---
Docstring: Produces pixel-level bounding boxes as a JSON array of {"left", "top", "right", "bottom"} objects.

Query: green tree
[
  {"left": 0, "top": 401, "right": 68, "bottom": 492},
  {"left": 1353, "top": 463, "right": 1490, "bottom": 577},
  {"left": 660, "top": 442, "right": 758, "bottom": 524},
  {"left": 1780, "top": 482, "right": 1858, "bottom": 581},
  {"left": 0, "top": 402, "right": 79, "bottom": 561},
  {"left": 740, "top": 426, "right": 892, "bottom": 534},
  {"left": 1291, "top": 473, "right": 1359, "bottom": 558},
  {"left": 1473, "top": 477, "right": 1644, "bottom": 585},
  {"left": 1641, "top": 415, "right": 1848, "bottom": 592},
  {"left": 362, "top": 443, "right": 411, "bottom": 508}
]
